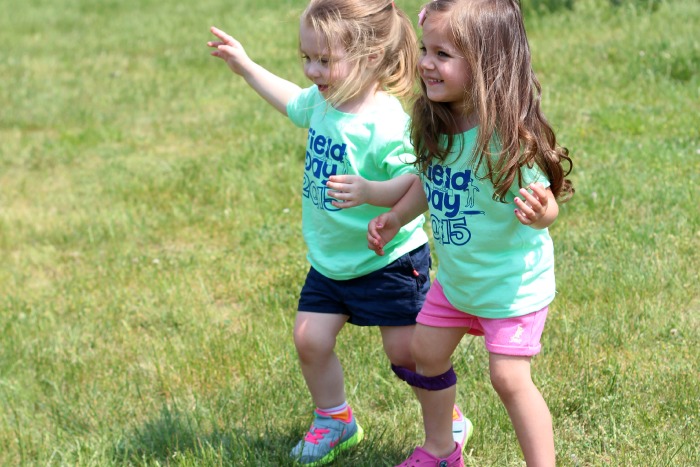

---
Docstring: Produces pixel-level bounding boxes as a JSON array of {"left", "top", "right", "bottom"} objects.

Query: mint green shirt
[
  {"left": 423, "top": 128, "right": 555, "bottom": 317},
  {"left": 287, "top": 86, "right": 428, "bottom": 280}
]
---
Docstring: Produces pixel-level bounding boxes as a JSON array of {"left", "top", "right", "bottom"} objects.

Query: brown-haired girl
[{"left": 335, "top": 0, "right": 573, "bottom": 465}]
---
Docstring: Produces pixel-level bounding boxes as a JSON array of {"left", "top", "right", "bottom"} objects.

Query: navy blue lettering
[
  {"left": 450, "top": 169, "right": 470, "bottom": 190},
  {"left": 428, "top": 163, "right": 472, "bottom": 191},
  {"left": 313, "top": 135, "right": 327, "bottom": 155},
  {"left": 329, "top": 143, "right": 347, "bottom": 162},
  {"left": 426, "top": 184, "right": 461, "bottom": 218}
]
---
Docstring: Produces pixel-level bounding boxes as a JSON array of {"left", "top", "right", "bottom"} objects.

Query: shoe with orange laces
[
  {"left": 452, "top": 405, "right": 473, "bottom": 450},
  {"left": 290, "top": 408, "right": 364, "bottom": 466}
]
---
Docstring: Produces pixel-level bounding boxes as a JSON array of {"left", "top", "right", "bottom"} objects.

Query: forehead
[
  {"left": 299, "top": 20, "right": 343, "bottom": 56},
  {"left": 421, "top": 13, "right": 455, "bottom": 48}
]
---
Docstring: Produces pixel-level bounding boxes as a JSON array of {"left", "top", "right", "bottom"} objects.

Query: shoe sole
[
  {"left": 459, "top": 418, "right": 474, "bottom": 452},
  {"left": 453, "top": 417, "right": 474, "bottom": 452},
  {"left": 300, "top": 423, "right": 365, "bottom": 466}
]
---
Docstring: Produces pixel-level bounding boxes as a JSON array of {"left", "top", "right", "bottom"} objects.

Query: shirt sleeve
[
  {"left": 286, "top": 86, "right": 319, "bottom": 128},
  {"left": 508, "top": 163, "right": 551, "bottom": 198},
  {"left": 376, "top": 119, "right": 419, "bottom": 179}
]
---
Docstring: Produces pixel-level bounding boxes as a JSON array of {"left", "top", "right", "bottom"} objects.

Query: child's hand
[
  {"left": 367, "top": 212, "right": 401, "bottom": 256},
  {"left": 326, "top": 175, "right": 369, "bottom": 208},
  {"left": 514, "top": 182, "right": 556, "bottom": 228},
  {"left": 208, "top": 26, "right": 252, "bottom": 76}
]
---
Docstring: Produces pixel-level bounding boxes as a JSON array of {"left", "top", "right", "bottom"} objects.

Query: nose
[
  {"left": 419, "top": 55, "right": 434, "bottom": 71},
  {"left": 305, "top": 61, "right": 321, "bottom": 79}
]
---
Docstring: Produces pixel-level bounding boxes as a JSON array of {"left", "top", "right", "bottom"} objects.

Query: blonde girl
[{"left": 208, "top": 0, "right": 472, "bottom": 464}]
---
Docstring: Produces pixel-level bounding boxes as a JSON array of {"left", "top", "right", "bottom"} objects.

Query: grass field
[{"left": 1, "top": 0, "right": 698, "bottom": 465}]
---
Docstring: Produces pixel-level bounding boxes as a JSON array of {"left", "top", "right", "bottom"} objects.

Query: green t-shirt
[
  {"left": 287, "top": 86, "right": 428, "bottom": 280},
  {"left": 423, "top": 128, "right": 555, "bottom": 317}
]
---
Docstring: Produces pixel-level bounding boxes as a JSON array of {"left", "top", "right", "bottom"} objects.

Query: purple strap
[{"left": 391, "top": 364, "right": 457, "bottom": 391}]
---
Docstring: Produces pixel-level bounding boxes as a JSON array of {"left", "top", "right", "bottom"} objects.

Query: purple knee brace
[{"left": 391, "top": 364, "right": 457, "bottom": 390}]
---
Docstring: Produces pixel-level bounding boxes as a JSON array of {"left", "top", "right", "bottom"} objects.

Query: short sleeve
[
  {"left": 375, "top": 117, "right": 418, "bottom": 179},
  {"left": 507, "top": 163, "right": 551, "bottom": 199},
  {"left": 286, "top": 86, "right": 321, "bottom": 128}
]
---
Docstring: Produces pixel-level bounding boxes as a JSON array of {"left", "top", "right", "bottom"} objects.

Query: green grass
[{"left": 1, "top": 0, "right": 698, "bottom": 465}]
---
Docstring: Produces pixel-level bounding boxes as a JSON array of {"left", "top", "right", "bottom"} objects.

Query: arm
[
  {"left": 208, "top": 26, "right": 301, "bottom": 115},
  {"left": 514, "top": 182, "right": 559, "bottom": 229},
  {"left": 367, "top": 176, "right": 429, "bottom": 256},
  {"left": 326, "top": 173, "right": 419, "bottom": 208}
]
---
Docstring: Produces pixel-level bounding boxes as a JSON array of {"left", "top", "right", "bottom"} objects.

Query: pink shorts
[{"left": 417, "top": 280, "right": 549, "bottom": 357}]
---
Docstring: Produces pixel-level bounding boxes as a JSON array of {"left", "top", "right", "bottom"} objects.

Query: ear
[{"left": 366, "top": 49, "right": 385, "bottom": 69}]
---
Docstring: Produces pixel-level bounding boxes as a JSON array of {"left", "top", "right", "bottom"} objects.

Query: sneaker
[
  {"left": 452, "top": 405, "right": 474, "bottom": 449},
  {"left": 395, "top": 443, "right": 464, "bottom": 467},
  {"left": 290, "top": 408, "right": 364, "bottom": 466}
]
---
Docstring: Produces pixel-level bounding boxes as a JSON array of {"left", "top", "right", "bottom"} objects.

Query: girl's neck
[
  {"left": 334, "top": 83, "right": 385, "bottom": 114},
  {"left": 453, "top": 110, "right": 479, "bottom": 133}
]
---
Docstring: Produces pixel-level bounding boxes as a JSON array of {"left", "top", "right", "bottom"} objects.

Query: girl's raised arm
[{"left": 208, "top": 26, "right": 301, "bottom": 116}]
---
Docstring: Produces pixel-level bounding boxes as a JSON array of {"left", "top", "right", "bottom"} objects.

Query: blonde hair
[
  {"left": 411, "top": 0, "right": 574, "bottom": 202},
  {"left": 300, "top": 0, "right": 418, "bottom": 105}
]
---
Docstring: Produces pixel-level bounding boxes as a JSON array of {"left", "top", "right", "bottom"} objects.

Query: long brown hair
[
  {"left": 301, "top": 0, "right": 418, "bottom": 103},
  {"left": 412, "top": 0, "right": 573, "bottom": 202}
]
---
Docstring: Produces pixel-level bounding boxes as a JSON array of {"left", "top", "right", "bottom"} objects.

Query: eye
[
  {"left": 419, "top": 46, "right": 427, "bottom": 55},
  {"left": 301, "top": 53, "right": 310, "bottom": 62},
  {"left": 319, "top": 58, "right": 330, "bottom": 66},
  {"left": 437, "top": 51, "right": 451, "bottom": 58}
]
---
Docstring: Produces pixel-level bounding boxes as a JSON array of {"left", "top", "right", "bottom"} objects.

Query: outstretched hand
[
  {"left": 326, "top": 175, "right": 370, "bottom": 208},
  {"left": 367, "top": 212, "right": 401, "bottom": 256},
  {"left": 513, "top": 182, "right": 553, "bottom": 227},
  {"left": 207, "top": 26, "right": 252, "bottom": 76}
]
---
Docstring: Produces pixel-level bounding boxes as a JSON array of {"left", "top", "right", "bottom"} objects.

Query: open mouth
[
  {"left": 423, "top": 78, "right": 443, "bottom": 85},
  {"left": 317, "top": 84, "right": 329, "bottom": 92}
]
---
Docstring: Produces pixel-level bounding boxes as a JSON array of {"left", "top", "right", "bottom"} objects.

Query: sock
[{"left": 316, "top": 402, "right": 352, "bottom": 423}]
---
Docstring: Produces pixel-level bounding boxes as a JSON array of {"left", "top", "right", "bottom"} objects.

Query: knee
[
  {"left": 384, "top": 341, "right": 414, "bottom": 370},
  {"left": 293, "top": 327, "right": 335, "bottom": 361},
  {"left": 490, "top": 368, "right": 529, "bottom": 401},
  {"left": 409, "top": 339, "right": 440, "bottom": 369}
]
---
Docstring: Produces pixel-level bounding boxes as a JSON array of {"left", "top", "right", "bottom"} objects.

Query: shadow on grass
[{"left": 112, "top": 403, "right": 408, "bottom": 466}]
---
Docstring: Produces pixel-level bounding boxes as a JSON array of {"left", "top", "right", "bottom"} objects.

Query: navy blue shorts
[{"left": 297, "top": 244, "right": 431, "bottom": 326}]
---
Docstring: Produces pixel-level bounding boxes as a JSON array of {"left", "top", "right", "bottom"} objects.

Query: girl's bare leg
[
  {"left": 294, "top": 311, "right": 349, "bottom": 408},
  {"left": 489, "top": 353, "right": 555, "bottom": 467},
  {"left": 411, "top": 324, "right": 466, "bottom": 458}
]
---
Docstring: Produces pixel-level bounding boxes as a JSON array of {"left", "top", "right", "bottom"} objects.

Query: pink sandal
[{"left": 395, "top": 443, "right": 464, "bottom": 467}]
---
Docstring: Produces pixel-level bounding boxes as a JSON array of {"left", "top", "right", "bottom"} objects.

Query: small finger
[
  {"left": 514, "top": 209, "right": 531, "bottom": 225},
  {"left": 340, "top": 200, "right": 356, "bottom": 208},
  {"left": 328, "top": 191, "right": 349, "bottom": 201},
  {"left": 515, "top": 198, "right": 537, "bottom": 220},
  {"left": 519, "top": 188, "right": 538, "bottom": 204},
  {"left": 528, "top": 182, "right": 546, "bottom": 197},
  {"left": 325, "top": 181, "right": 345, "bottom": 191},
  {"left": 210, "top": 27, "right": 226, "bottom": 39}
]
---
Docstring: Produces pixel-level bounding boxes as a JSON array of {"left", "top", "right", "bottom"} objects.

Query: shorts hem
[
  {"left": 485, "top": 343, "right": 542, "bottom": 357},
  {"left": 297, "top": 309, "right": 417, "bottom": 327},
  {"left": 351, "top": 320, "right": 417, "bottom": 327}
]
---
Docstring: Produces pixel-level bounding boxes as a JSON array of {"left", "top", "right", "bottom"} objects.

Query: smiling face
[
  {"left": 299, "top": 20, "right": 352, "bottom": 99},
  {"left": 419, "top": 12, "right": 472, "bottom": 117}
]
